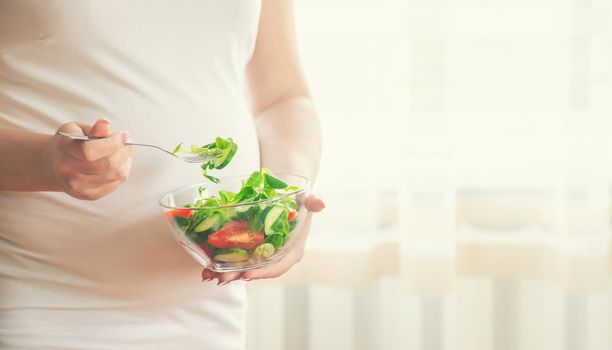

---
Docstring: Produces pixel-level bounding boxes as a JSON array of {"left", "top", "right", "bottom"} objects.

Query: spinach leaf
[
  {"left": 246, "top": 171, "right": 263, "bottom": 187},
  {"left": 202, "top": 172, "right": 220, "bottom": 184},
  {"left": 264, "top": 234, "right": 285, "bottom": 249},
  {"left": 248, "top": 206, "right": 264, "bottom": 232},
  {"left": 233, "top": 186, "right": 255, "bottom": 203},
  {"left": 270, "top": 209, "right": 290, "bottom": 235},
  {"left": 174, "top": 216, "right": 190, "bottom": 228},
  {"left": 219, "top": 190, "right": 235, "bottom": 204},
  {"left": 264, "top": 173, "right": 288, "bottom": 189},
  {"left": 215, "top": 137, "right": 228, "bottom": 149}
]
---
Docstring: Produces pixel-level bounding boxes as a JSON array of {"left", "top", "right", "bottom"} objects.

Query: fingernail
[
  {"left": 120, "top": 131, "right": 131, "bottom": 144},
  {"left": 202, "top": 277, "right": 214, "bottom": 282},
  {"left": 218, "top": 281, "right": 229, "bottom": 286},
  {"left": 243, "top": 278, "right": 252, "bottom": 282},
  {"left": 99, "top": 117, "right": 110, "bottom": 124}
]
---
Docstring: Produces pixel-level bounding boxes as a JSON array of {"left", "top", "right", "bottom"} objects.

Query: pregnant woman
[{"left": 0, "top": 1, "right": 324, "bottom": 349}]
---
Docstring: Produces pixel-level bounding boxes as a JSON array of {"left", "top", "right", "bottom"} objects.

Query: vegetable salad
[{"left": 166, "top": 137, "right": 301, "bottom": 265}]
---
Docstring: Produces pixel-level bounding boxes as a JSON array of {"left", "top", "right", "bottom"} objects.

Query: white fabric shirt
[{"left": 0, "top": 1, "right": 261, "bottom": 349}]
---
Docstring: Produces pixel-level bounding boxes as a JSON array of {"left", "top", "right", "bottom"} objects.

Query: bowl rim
[{"left": 158, "top": 173, "right": 309, "bottom": 210}]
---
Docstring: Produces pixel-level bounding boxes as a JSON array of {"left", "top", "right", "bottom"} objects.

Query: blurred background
[{"left": 246, "top": 0, "right": 612, "bottom": 349}]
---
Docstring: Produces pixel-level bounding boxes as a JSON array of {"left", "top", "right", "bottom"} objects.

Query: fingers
[
  {"left": 51, "top": 119, "right": 132, "bottom": 200},
  {"left": 65, "top": 132, "right": 129, "bottom": 162},
  {"left": 201, "top": 269, "right": 219, "bottom": 282},
  {"left": 58, "top": 118, "right": 109, "bottom": 136},
  {"left": 304, "top": 194, "right": 326, "bottom": 212},
  {"left": 87, "top": 156, "right": 132, "bottom": 184},
  {"left": 57, "top": 119, "right": 127, "bottom": 162},
  {"left": 201, "top": 269, "right": 243, "bottom": 286},
  {"left": 217, "top": 272, "right": 243, "bottom": 285},
  {"left": 62, "top": 144, "right": 132, "bottom": 175},
  {"left": 84, "top": 118, "right": 111, "bottom": 138}
]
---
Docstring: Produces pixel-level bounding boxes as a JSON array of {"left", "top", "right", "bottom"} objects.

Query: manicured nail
[{"left": 120, "top": 131, "right": 132, "bottom": 144}]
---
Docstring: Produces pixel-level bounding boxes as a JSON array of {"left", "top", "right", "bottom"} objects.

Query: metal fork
[{"left": 56, "top": 131, "right": 214, "bottom": 163}]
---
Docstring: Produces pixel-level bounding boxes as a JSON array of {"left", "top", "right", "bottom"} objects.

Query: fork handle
[
  {"left": 56, "top": 131, "right": 134, "bottom": 145},
  {"left": 56, "top": 131, "right": 166, "bottom": 155}
]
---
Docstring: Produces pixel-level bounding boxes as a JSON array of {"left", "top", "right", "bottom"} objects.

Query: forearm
[
  {"left": 0, "top": 127, "right": 58, "bottom": 191},
  {"left": 253, "top": 96, "right": 321, "bottom": 184}
]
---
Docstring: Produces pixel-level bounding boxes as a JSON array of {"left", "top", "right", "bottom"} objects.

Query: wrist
[{"left": 35, "top": 133, "right": 62, "bottom": 192}]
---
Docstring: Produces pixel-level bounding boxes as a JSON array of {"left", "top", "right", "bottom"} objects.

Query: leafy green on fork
[{"left": 173, "top": 137, "right": 237, "bottom": 183}]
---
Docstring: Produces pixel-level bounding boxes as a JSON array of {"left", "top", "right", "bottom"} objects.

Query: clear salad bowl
[{"left": 159, "top": 174, "right": 309, "bottom": 272}]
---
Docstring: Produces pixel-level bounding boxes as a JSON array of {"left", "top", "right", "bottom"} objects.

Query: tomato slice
[
  {"left": 207, "top": 221, "right": 264, "bottom": 250},
  {"left": 165, "top": 209, "right": 192, "bottom": 219},
  {"left": 288, "top": 209, "right": 298, "bottom": 222}
]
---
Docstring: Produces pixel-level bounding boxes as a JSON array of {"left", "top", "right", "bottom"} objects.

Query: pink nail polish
[{"left": 120, "top": 131, "right": 131, "bottom": 144}]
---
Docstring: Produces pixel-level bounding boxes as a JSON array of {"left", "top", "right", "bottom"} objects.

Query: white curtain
[{"left": 246, "top": 0, "right": 612, "bottom": 349}]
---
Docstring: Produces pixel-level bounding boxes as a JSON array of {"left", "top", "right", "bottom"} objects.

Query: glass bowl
[{"left": 159, "top": 174, "right": 309, "bottom": 272}]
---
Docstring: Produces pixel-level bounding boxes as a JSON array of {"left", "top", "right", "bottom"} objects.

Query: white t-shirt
[{"left": 0, "top": 1, "right": 261, "bottom": 349}]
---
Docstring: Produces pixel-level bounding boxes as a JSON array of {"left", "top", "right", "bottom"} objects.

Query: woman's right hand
[{"left": 46, "top": 118, "right": 132, "bottom": 200}]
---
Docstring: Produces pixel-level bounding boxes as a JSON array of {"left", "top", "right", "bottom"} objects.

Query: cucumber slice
[
  {"left": 213, "top": 248, "right": 249, "bottom": 262},
  {"left": 264, "top": 206, "right": 288, "bottom": 236},
  {"left": 252, "top": 243, "right": 275, "bottom": 259},
  {"left": 213, "top": 141, "right": 237, "bottom": 169},
  {"left": 194, "top": 213, "right": 225, "bottom": 233}
]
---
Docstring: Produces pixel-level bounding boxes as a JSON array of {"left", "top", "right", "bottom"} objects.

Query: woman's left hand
[{"left": 201, "top": 194, "right": 325, "bottom": 285}]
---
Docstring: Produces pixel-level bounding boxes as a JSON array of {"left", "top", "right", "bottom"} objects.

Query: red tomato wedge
[
  {"left": 165, "top": 209, "right": 192, "bottom": 219},
  {"left": 207, "top": 221, "right": 264, "bottom": 250},
  {"left": 288, "top": 209, "right": 298, "bottom": 222}
]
